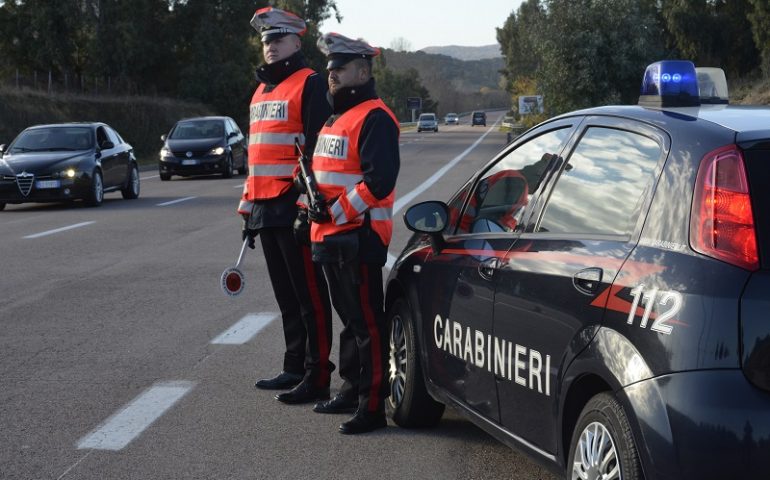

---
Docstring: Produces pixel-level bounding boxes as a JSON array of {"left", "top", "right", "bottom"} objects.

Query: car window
[
  {"left": 448, "top": 127, "right": 572, "bottom": 235},
  {"left": 10, "top": 127, "right": 93, "bottom": 152},
  {"left": 170, "top": 120, "right": 224, "bottom": 139},
  {"left": 537, "top": 127, "right": 662, "bottom": 237},
  {"left": 96, "top": 126, "right": 112, "bottom": 149},
  {"left": 104, "top": 126, "right": 121, "bottom": 146}
]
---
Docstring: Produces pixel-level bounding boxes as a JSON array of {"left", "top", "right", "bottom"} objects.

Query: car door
[
  {"left": 492, "top": 117, "right": 670, "bottom": 455},
  {"left": 105, "top": 126, "right": 129, "bottom": 186},
  {"left": 419, "top": 122, "right": 576, "bottom": 422},
  {"left": 95, "top": 126, "right": 119, "bottom": 186},
  {"left": 227, "top": 118, "right": 245, "bottom": 167}
]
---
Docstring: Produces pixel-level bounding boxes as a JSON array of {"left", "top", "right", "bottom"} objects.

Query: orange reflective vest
[
  {"left": 238, "top": 67, "right": 313, "bottom": 214},
  {"left": 310, "top": 98, "right": 399, "bottom": 245}
]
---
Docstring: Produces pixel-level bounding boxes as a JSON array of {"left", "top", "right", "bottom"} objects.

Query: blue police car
[{"left": 385, "top": 61, "right": 770, "bottom": 479}]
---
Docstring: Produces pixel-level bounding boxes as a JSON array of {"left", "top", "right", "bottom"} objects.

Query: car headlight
[
  {"left": 209, "top": 146, "right": 225, "bottom": 156},
  {"left": 62, "top": 167, "right": 77, "bottom": 179},
  {"left": 160, "top": 147, "right": 172, "bottom": 157}
]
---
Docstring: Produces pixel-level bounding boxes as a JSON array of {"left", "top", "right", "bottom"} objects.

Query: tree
[
  {"left": 536, "top": 0, "right": 664, "bottom": 113},
  {"left": 374, "top": 59, "right": 436, "bottom": 121},
  {"left": 496, "top": 0, "right": 544, "bottom": 89},
  {"left": 747, "top": 0, "right": 770, "bottom": 77},
  {"left": 390, "top": 37, "right": 412, "bottom": 52}
]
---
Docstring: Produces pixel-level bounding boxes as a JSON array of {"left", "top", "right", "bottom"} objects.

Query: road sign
[{"left": 407, "top": 97, "right": 422, "bottom": 110}]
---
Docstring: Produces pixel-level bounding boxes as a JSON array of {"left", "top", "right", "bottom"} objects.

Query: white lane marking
[
  {"left": 140, "top": 174, "right": 159, "bottom": 180},
  {"left": 23, "top": 221, "right": 95, "bottom": 239},
  {"left": 76, "top": 381, "right": 195, "bottom": 451},
  {"left": 233, "top": 184, "right": 244, "bottom": 189},
  {"left": 210, "top": 312, "right": 278, "bottom": 345},
  {"left": 385, "top": 120, "right": 500, "bottom": 271},
  {"left": 156, "top": 196, "right": 197, "bottom": 207}
]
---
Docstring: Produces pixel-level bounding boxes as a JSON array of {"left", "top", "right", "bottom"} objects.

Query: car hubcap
[
  {"left": 572, "top": 422, "right": 620, "bottom": 480},
  {"left": 131, "top": 168, "right": 139, "bottom": 194},
  {"left": 95, "top": 174, "right": 103, "bottom": 202},
  {"left": 388, "top": 314, "right": 407, "bottom": 408}
]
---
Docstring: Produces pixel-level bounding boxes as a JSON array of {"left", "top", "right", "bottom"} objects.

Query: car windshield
[
  {"left": 169, "top": 120, "right": 224, "bottom": 139},
  {"left": 419, "top": 115, "right": 435, "bottom": 121},
  {"left": 9, "top": 127, "right": 93, "bottom": 153}
]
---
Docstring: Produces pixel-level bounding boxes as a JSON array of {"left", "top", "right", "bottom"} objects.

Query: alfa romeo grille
[{"left": 16, "top": 172, "right": 34, "bottom": 196}]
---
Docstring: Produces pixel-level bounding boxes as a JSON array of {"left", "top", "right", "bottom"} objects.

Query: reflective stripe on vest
[
  {"left": 311, "top": 98, "right": 399, "bottom": 245},
  {"left": 243, "top": 67, "right": 313, "bottom": 202}
]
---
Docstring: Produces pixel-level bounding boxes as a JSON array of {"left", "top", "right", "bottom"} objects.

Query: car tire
[
  {"left": 237, "top": 155, "right": 247, "bottom": 175},
  {"left": 160, "top": 172, "right": 171, "bottom": 181},
  {"left": 121, "top": 164, "right": 140, "bottom": 199},
  {"left": 568, "top": 392, "right": 643, "bottom": 480},
  {"left": 386, "top": 298, "right": 445, "bottom": 428},
  {"left": 85, "top": 169, "right": 104, "bottom": 207},
  {"left": 222, "top": 154, "right": 233, "bottom": 179}
]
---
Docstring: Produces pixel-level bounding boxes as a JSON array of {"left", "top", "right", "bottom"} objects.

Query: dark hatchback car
[
  {"left": 0, "top": 122, "right": 139, "bottom": 209},
  {"left": 471, "top": 110, "right": 487, "bottom": 126},
  {"left": 385, "top": 61, "right": 770, "bottom": 479},
  {"left": 158, "top": 116, "right": 246, "bottom": 181}
]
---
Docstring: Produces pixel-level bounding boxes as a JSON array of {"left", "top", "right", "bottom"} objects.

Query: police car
[{"left": 385, "top": 61, "right": 770, "bottom": 479}]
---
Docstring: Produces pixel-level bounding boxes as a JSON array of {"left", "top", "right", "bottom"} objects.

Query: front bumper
[
  {"left": 0, "top": 176, "right": 90, "bottom": 204},
  {"left": 159, "top": 155, "right": 226, "bottom": 176},
  {"left": 623, "top": 369, "right": 770, "bottom": 479}
]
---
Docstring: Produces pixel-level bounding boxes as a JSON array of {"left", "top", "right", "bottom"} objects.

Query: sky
[{"left": 319, "top": 0, "right": 525, "bottom": 51}]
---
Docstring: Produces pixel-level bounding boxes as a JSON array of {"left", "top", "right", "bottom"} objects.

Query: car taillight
[{"left": 690, "top": 145, "right": 759, "bottom": 270}]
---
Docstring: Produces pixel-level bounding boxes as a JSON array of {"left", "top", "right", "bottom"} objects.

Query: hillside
[
  {"left": 420, "top": 44, "right": 502, "bottom": 61},
  {"left": 380, "top": 49, "right": 509, "bottom": 115},
  {"left": 0, "top": 87, "right": 213, "bottom": 160}
]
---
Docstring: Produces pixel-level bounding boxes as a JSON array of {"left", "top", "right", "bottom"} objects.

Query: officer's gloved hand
[
  {"left": 293, "top": 206, "right": 311, "bottom": 246},
  {"left": 241, "top": 215, "right": 258, "bottom": 249},
  {"left": 293, "top": 173, "right": 307, "bottom": 194},
  {"left": 307, "top": 200, "right": 331, "bottom": 224}
]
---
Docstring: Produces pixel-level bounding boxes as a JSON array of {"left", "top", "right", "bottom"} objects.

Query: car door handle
[
  {"left": 478, "top": 258, "right": 499, "bottom": 281},
  {"left": 573, "top": 267, "right": 603, "bottom": 295}
]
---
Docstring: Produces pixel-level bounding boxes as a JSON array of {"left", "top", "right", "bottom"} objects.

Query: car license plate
[
  {"left": 36, "top": 180, "right": 61, "bottom": 189},
  {"left": 181, "top": 159, "right": 198, "bottom": 165}
]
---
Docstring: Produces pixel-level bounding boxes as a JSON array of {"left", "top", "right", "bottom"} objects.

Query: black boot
[
  {"left": 338, "top": 411, "right": 387, "bottom": 434},
  {"left": 254, "top": 371, "right": 303, "bottom": 390},
  {"left": 313, "top": 393, "right": 359, "bottom": 414},
  {"left": 275, "top": 381, "right": 330, "bottom": 404}
]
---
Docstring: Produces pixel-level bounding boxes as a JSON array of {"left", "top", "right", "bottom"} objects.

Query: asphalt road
[{"left": 0, "top": 112, "right": 559, "bottom": 480}]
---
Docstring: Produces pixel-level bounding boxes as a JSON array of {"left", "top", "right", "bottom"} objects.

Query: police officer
[
  {"left": 238, "top": 7, "right": 334, "bottom": 404},
  {"left": 307, "top": 33, "right": 400, "bottom": 434}
]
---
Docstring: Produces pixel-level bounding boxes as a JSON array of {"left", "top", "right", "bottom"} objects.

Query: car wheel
[
  {"left": 568, "top": 393, "right": 643, "bottom": 480},
  {"left": 160, "top": 172, "right": 171, "bottom": 181},
  {"left": 386, "top": 298, "right": 445, "bottom": 428},
  {"left": 121, "top": 164, "right": 140, "bottom": 199},
  {"left": 85, "top": 169, "right": 104, "bottom": 207},
  {"left": 237, "top": 155, "right": 247, "bottom": 175},
  {"left": 222, "top": 154, "right": 233, "bottom": 179}
]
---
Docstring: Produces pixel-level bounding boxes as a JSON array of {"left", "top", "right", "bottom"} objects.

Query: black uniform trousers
[
  {"left": 322, "top": 261, "right": 388, "bottom": 413},
  {"left": 260, "top": 227, "right": 333, "bottom": 387}
]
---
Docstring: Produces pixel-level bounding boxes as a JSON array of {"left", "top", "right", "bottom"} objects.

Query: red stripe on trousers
[
  {"left": 358, "top": 265, "right": 382, "bottom": 412},
  {"left": 302, "top": 245, "right": 330, "bottom": 385}
]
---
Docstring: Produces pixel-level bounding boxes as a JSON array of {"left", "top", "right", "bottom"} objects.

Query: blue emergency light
[{"left": 638, "top": 60, "right": 700, "bottom": 107}]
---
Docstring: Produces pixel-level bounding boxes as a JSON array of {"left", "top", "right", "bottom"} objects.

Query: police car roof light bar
[
  {"left": 696, "top": 67, "right": 729, "bottom": 105},
  {"left": 638, "top": 60, "right": 700, "bottom": 108}
]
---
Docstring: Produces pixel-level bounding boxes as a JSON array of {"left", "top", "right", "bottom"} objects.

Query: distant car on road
[
  {"left": 158, "top": 116, "right": 246, "bottom": 181},
  {"left": 0, "top": 122, "right": 139, "bottom": 209},
  {"left": 417, "top": 113, "right": 439, "bottom": 133},
  {"left": 444, "top": 113, "right": 459, "bottom": 125},
  {"left": 471, "top": 111, "right": 487, "bottom": 126}
]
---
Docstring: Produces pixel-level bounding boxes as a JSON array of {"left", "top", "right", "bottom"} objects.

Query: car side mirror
[
  {"left": 404, "top": 200, "right": 449, "bottom": 254},
  {"left": 160, "top": 134, "right": 167, "bottom": 142},
  {"left": 100, "top": 140, "right": 115, "bottom": 150},
  {"left": 227, "top": 131, "right": 238, "bottom": 138},
  {"left": 0, "top": 144, "right": 5, "bottom": 154}
]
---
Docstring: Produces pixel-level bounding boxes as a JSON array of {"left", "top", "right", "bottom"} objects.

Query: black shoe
[
  {"left": 339, "top": 411, "right": 387, "bottom": 435},
  {"left": 275, "top": 381, "right": 330, "bottom": 405},
  {"left": 254, "top": 371, "right": 303, "bottom": 390},
  {"left": 313, "top": 394, "right": 359, "bottom": 414}
]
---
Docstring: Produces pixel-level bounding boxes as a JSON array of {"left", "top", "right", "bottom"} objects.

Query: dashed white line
[
  {"left": 76, "top": 380, "right": 195, "bottom": 451},
  {"left": 211, "top": 312, "right": 278, "bottom": 345},
  {"left": 156, "top": 196, "right": 197, "bottom": 207},
  {"left": 23, "top": 221, "right": 95, "bottom": 239},
  {"left": 140, "top": 174, "right": 159, "bottom": 180}
]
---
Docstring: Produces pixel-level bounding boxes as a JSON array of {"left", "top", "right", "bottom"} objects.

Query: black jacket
[{"left": 249, "top": 51, "right": 332, "bottom": 229}]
